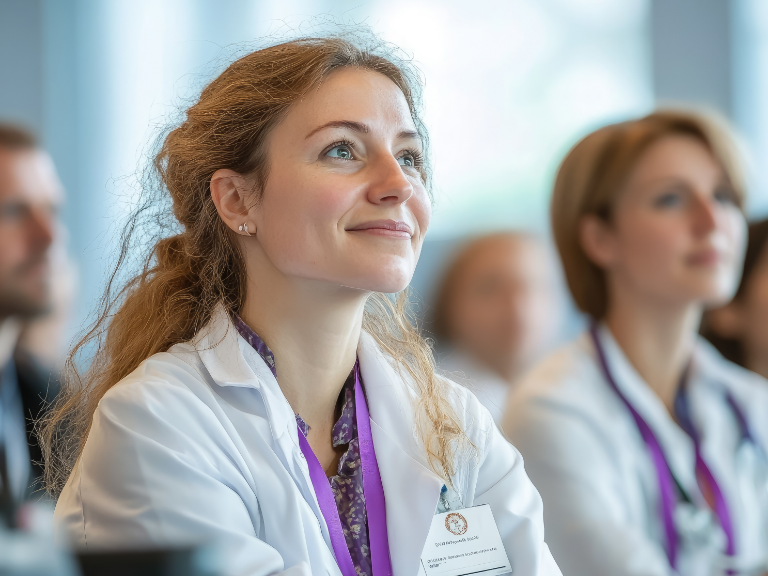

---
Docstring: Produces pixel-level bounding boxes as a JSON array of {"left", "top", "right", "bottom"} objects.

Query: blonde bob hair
[{"left": 551, "top": 109, "right": 746, "bottom": 320}]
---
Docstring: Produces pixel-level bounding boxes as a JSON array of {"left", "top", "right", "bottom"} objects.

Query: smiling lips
[
  {"left": 687, "top": 248, "right": 720, "bottom": 266},
  {"left": 347, "top": 219, "right": 413, "bottom": 238}
]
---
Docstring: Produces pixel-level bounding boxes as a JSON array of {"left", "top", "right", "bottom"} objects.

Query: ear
[
  {"left": 707, "top": 302, "right": 746, "bottom": 339},
  {"left": 579, "top": 214, "right": 619, "bottom": 270},
  {"left": 210, "top": 169, "right": 255, "bottom": 235}
]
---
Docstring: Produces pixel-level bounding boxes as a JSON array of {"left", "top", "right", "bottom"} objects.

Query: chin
[
  {"left": 360, "top": 277, "right": 411, "bottom": 294},
  {"left": 681, "top": 280, "right": 737, "bottom": 308},
  {"left": 340, "top": 269, "right": 413, "bottom": 294},
  {"left": 700, "top": 288, "right": 738, "bottom": 308},
  {"left": 341, "top": 256, "right": 415, "bottom": 293}
]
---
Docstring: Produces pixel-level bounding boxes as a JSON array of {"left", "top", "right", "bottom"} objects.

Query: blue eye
[
  {"left": 0, "top": 203, "right": 26, "bottom": 221},
  {"left": 397, "top": 149, "right": 424, "bottom": 169},
  {"left": 654, "top": 192, "right": 682, "bottom": 208},
  {"left": 398, "top": 154, "right": 415, "bottom": 167},
  {"left": 714, "top": 186, "right": 737, "bottom": 205},
  {"left": 326, "top": 144, "right": 354, "bottom": 160}
]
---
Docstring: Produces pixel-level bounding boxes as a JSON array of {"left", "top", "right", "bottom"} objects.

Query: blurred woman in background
[
  {"left": 432, "top": 232, "right": 560, "bottom": 424},
  {"left": 503, "top": 110, "right": 768, "bottom": 576},
  {"left": 702, "top": 218, "right": 768, "bottom": 379}
]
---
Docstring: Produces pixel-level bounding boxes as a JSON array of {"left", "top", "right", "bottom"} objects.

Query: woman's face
[
  {"left": 583, "top": 135, "right": 746, "bottom": 308},
  {"left": 245, "top": 67, "right": 430, "bottom": 294}
]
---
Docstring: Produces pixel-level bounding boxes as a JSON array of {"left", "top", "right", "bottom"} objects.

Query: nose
[
  {"left": 29, "top": 206, "right": 55, "bottom": 251},
  {"left": 691, "top": 193, "right": 718, "bottom": 237},
  {"left": 366, "top": 153, "right": 413, "bottom": 206}
]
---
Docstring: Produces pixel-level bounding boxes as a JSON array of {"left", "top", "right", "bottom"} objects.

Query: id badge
[{"left": 418, "top": 504, "right": 511, "bottom": 576}]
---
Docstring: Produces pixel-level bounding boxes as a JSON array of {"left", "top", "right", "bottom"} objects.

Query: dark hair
[
  {"left": 0, "top": 123, "right": 38, "bottom": 150},
  {"left": 701, "top": 219, "right": 768, "bottom": 364}
]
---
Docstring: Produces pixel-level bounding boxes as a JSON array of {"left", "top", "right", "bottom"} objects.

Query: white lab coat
[
  {"left": 55, "top": 304, "right": 561, "bottom": 576},
  {"left": 502, "top": 325, "right": 768, "bottom": 576},
  {"left": 438, "top": 349, "right": 510, "bottom": 426}
]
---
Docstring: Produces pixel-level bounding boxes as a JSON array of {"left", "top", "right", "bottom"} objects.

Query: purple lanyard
[
  {"left": 297, "top": 363, "right": 393, "bottom": 576},
  {"left": 589, "top": 326, "right": 737, "bottom": 569},
  {"left": 674, "top": 382, "right": 736, "bottom": 558}
]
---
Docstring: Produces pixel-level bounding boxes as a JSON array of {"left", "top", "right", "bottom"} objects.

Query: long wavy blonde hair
[{"left": 39, "top": 33, "right": 471, "bottom": 497}]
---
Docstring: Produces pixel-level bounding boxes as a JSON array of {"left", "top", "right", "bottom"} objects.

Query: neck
[
  {"left": 744, "top": 348, "right": 768, "bottom": 381},
  {"left": 604, "top": 280, "right": 701, "bottom": 413},
  {"left": 239, "top": 250, "right": 367, "bottom": 442}
]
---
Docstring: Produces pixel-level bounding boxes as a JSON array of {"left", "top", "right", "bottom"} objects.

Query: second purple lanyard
[{"left": 590, "top": 326, "right": 736, "bottom": 569}]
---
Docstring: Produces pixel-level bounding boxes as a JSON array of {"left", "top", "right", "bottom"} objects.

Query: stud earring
[{"left": 238, "top": 223, "right": 252, "bottom": 236}]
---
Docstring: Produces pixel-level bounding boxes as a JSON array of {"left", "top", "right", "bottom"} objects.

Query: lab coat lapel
[
  {"left": 194, "top": 304, "right": 295, "bottom": 437},
  {"left": 193, "top": 304, "right": 262, "bottom": 389},
  {"left": 194, "top": 305, "right": 332, "bottom": 548},
  {"left": 695, "top": 340, "right": 768, "bottom": 456},
  {"left": 358, "top": 333, "right": 443, "bottom": 576}
]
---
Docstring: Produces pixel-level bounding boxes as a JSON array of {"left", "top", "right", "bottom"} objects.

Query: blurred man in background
[
  {"left": 431, "top": 232, "right": 561, "bottom": 424},
  {"left": 0, "top": 124, "right": 64, "bottom": 511}
]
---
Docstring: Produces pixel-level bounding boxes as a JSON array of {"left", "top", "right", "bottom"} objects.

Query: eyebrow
[{"left": 305, "top": 120, "right": 421, "bottom": 141}]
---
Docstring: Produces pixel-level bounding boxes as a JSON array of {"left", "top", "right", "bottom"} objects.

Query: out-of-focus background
[{"left": 1, "top": 0, "right": 766, "bottom": 359}]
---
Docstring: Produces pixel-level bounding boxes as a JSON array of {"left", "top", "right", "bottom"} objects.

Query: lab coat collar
[
  {"left": 193, "top": 304, "right": 297, "bottom": 441},
  {"left": 193, "top": 303, "right": 261, "bottom": 389},
  {"left": 195, "top": 305, "right": 444, "bottom": 576},
  {"left": 592, "top": 324, "right": 701, "bottom": 500},
  {"left": 691, "top": 339, "right": 768, "bottom": 457}
]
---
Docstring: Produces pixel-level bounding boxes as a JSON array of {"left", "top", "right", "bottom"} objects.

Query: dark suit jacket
[{"left": 13, "top": 349, "right": 61, "bottom": 491}]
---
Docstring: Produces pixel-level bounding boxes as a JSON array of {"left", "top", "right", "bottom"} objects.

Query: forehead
[
  {"left": 626, "top": 134, "right": 723, "bottom": 188},
  {"left": 466, "top": 237, "right": 543, "bottom": 269},
  {"left": 454, "top": 236, "right": 550, "bottom": 285},
  {"left": 285, "top": 67, "right": 417, "bottom": 133},
  {"left": 0, "top": 148, "right": 63, "bottom": 203}
]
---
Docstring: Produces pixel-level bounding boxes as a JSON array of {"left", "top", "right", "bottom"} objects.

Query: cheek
[
  {"left": 257, "top": 173, "right": 356, "bottom": 259},
  {"left": 0, "top": 228, "right": 23, "bottom": 266},
  {"left": 723, "top": 210, "right": 748, "bottom": 261},
  {"left": 460, "top": 291, "right": 512, "bottom": 334},
  {"left": 264, "top": 172, "right": 350, "bottom": 227},
  {"left": 451, "top": 293, "right": 489, "bottom": 336},
  {"left": 717, "top": 212, "right": 748, "bottom": 291},
  {"left": 619, "top": 215, "right": 685, "bottom": 275},
  {"left": 410, "top": 184, "right": 431, "bottom": 234}
]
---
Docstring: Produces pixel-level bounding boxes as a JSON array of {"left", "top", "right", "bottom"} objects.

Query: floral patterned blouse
[{"left": 234, "top": 316, "right": 372, "bottom": 576}]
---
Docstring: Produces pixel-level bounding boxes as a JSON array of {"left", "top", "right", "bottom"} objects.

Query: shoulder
[
  {"left": 438, "top": 372, "right": 497, "bottom": 446},
  {"left": 694, "top": 338, "right": 768, "bottom": 435},
  {"left": 94, "top": 347, "right": 220, "bottom": 433},
  {"left": 358, "top": 332, "right": 497, "bottom": 460},
  {"left": 502, "top": 334, "right": 630, "bottom": 457},
  {"left": 695, "top": 337, "right": 768, "bottom": 397},
  {"left": 81, "top": 348, "right": 248, "bottom": 491},
  {"left": 509, "top": 334, "right": 616, "bottom": 416}
]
